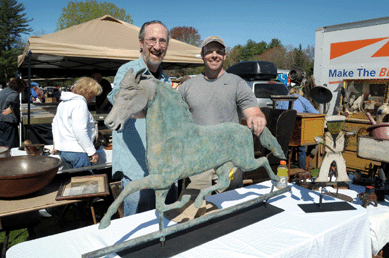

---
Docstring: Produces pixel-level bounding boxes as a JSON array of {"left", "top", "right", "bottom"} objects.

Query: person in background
[
  {"left": 175, "top": 75, "right": 191, "bottom": 90},
  {"left": 52, "top": 87, "right": 61, "bottom": 102},
  {"left": 32, "top": 84, "right": 45, "bottom": 103},
  {"left": 30, "top": 84, "right": 38, "bottom": 102},
  {"left": 178, "top": 36, "right": 267, "bottom": 194},
  {"left": 278, "top": 87, "right": 319, "bottom": 170},
  {"left": 0, "top": 78, "right": 26, "bottom": 148},
  {"left": 91, "top": 68, "right": 113, "bottom": 112},
  {"left": 51, "top": 77, "right": 106, "bottom": 169},
  {"left": 107, "top": 20, "right": 177, "bottom": 217}
]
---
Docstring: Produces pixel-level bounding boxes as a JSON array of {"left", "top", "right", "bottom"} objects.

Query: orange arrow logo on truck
[{"left": 330, "top": 37, "right": 389, "bottom": 59}]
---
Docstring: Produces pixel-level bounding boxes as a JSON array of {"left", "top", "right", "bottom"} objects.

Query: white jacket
[{"left": 52, "top": 92, "right": 97, "bottom": 156}]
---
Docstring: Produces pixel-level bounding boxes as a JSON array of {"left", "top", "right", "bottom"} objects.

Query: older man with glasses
[{"left": 107, "top": 20, "right": 177, "bottom": 217}]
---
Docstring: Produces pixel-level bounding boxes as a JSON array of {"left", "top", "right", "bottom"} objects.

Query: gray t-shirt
[
  {"left": 178, "top": 72, "right": 258, "bottom": 126},
  {"left": 0, "top": 87, "right": 20, "bottom": 124}
]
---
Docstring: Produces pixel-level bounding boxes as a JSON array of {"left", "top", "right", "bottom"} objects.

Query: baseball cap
[{"left": 201, "top": 36, "right": 225, "bottom": 48}]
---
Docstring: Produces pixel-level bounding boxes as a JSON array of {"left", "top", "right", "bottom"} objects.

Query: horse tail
[
  {"left": 99, "top": 174, "right": 162, "bottom": 229},
  {"left": 257, "top": 127, "right": 286, "bottom": 160}
]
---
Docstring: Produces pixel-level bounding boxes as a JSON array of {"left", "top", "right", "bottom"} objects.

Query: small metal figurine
[
  {"left": 292, "top": 166, "right": 313, "bottom": 184},
  {"left": 314, "top": 115, "right": 355, "bottom": 183},
  {"left": 334, "top": 81, "right": 359, "bottom": 114},
  {"left": 357, "top": 186, "right": 378, "bottom": 208}
]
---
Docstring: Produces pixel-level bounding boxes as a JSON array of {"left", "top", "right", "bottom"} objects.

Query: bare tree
[
  {"left": 170, "top": 26, "right": 201, "bottom": 47},
  {"left": 224, "top": 46, "right": 243, "bottom": 69},
  {"left": 257, "top": 46, "right": 287, "bottom": 69}
]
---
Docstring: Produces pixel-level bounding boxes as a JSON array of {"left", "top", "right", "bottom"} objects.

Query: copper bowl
[
  {"left": 366, "top": 112, "right": 389, "bottom": 140},
  {"left": 24, "top": 143, "right": 49, "bottom": 156},
  {"left": 0, "top": 155, "right": 62, "bottom": 198},
  {"left": 367, "top": 123, "right": 389, "bottom": 140},
  {"left": 0, "top": 146, "right": 10, "bottom": 158}
]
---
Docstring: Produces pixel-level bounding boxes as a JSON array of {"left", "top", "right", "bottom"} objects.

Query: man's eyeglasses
[{"left": 144, "top": 38, "right": 168, "bottom": 47}]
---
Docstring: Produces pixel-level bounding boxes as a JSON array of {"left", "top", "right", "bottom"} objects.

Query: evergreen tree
[
  {"left": 293, "top": 44, "right": 306, "bottom": 68},
  {"left": 0, "top": 0, "right": 32, "bottom": 86},
  {"left": 269, "top": 38, "right": 282, "bottom": 48},
  {"left": 240, "top": 39, "right": 268, "bottom": 61}
]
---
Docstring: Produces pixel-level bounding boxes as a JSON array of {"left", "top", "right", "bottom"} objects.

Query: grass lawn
[
  {"left": 0, "top": 216, "right": 70, "bottom": 250},
  {"left": 0, "top": 229, "right": 29, "bottom": 250}
]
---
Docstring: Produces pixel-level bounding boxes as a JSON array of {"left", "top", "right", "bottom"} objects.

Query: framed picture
[{"left": 56, "top": 174, "right": 110, "bottom": 200}]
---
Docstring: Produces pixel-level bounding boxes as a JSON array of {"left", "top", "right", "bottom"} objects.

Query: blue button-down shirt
[
  {"left": 278, "top": 93, "right": 319, "bottom": 114},
  {"left": 107, "top": 56, "right": 171, "bottom": 180}
]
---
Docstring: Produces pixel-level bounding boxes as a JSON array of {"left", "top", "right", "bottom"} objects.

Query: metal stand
[
  {"left": 318, "top": 183, "right": 325, "bottom": 209},
  {"left": 82, "top": 186, "right": 291, "bottom": 258}
]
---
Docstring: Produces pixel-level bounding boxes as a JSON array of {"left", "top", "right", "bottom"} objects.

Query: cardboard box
[{"left": 45, "top": 97, "right": 57, "bottom": 103}]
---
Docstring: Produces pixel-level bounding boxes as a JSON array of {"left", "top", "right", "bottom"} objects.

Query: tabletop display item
[
  {"left": 357, "top": 186, "right": 378, "bottom": 208},
  {"left": 56, "top": 174, "right": 109, "bottom": 200},
  {"left": 0, "top": 155, "right": 61, "bottom": 198},
  {"left": 24, "top": 143, "right": 50, "bottom": 156},
  {"left": 84, "top": 69, "right": 291, "bottom": 258},
  {"left": 366, "top": 112, "right": 389, "bottom": 140},
  {"left": 0, "top": 146, "right": 10, "bottom": 158},
  {"left": 298, "top": 115, "right": 357, "bottom": 212},
  {"left": 314, "top": 115, "right": 355, "bottom": 183},
  {"left": 357, "top": 135, "right": 389, "bottom": 191}
]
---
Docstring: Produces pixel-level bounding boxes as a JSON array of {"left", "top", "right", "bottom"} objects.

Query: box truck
[{"left": 313, "top": 17, "right": 389, "bottom": 115}]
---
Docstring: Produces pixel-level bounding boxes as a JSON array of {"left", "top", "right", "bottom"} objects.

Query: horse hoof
[
  {"left": 98, "top": 217, "right": 111, "bottom": 229},
  {"left": 194, "top": 196, "right": 204, "bottom": 209}
]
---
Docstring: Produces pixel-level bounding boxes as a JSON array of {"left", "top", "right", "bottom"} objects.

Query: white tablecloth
[
  {"left": 10, "top": 145, "right": 58, "bottom": 158},
  {"left": 332, "top": 181, "right": 389, "bottom": 256},
  {"left": 7, "top": 181, "right": 372, "bottom": 258}
]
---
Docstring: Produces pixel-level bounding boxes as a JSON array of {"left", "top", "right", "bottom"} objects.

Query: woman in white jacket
[{"left": 52, "top": 77, "right": 106, "bottom": 169}]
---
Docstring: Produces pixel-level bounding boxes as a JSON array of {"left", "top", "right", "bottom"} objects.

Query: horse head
[{"left": 105, "top": 68, "right": 157, "bottom": 132}]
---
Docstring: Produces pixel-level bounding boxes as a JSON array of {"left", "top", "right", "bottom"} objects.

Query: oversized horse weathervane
[{"left": 88, "top": 68, "right": 290, "bottom": 257}]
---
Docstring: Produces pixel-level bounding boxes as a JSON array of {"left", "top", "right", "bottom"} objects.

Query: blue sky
[{"left": 21, "top": 0, "right": 389, "bottom": 50}]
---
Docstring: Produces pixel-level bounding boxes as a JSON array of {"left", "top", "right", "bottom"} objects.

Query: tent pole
[
  {"left": 27, "top": 51, "right": 31, "bottom": 141},
  {"left": 16, "top": 70, "right": 22, "bottom": 147}
]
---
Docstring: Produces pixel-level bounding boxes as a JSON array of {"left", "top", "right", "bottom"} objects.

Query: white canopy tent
[{"left": 17, "top": 15, "right": 203, "bottom": 79}]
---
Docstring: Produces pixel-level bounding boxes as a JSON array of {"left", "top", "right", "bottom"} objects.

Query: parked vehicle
[
  {"left": 226, "top": 61, "right": 288, "bottom": 108},
  {"left": 314, "top": 17, "right": 389, "bottom": 180},
  {"left": 313, "top": 16, "right": 389, "bottom": 115}
]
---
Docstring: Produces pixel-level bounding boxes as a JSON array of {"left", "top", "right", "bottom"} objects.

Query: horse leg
[
  {"left": 254, "top": 157, "right": 280, "bottom": 182},
  {"left": 155, "top": 187, "right": 192, "bottom": 230},
  {"left": 194, "top": 162, "right": 235, "bottom": 208},
  {"left": 155, "top": 188, "right": 169, "bottom": 243},
  {"left": 99, "top": 174, "right": 161, "bottom": 229},
  {"left": 155, "top": 187, "right": 191, "bottom": 215},
  {"left": 154, "top": 188, "right": 191, "bottom": 245},
  {"left": 258, "top": 127, "right": 286, "bottom": 160}
]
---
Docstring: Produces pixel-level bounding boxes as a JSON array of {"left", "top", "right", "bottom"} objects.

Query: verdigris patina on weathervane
[{"left": 89, "top": 68, "right": 290, "bottom": 257}]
